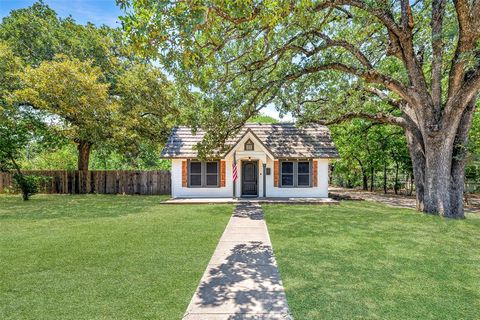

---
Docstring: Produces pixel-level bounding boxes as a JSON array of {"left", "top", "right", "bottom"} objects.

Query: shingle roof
[{"left": 160, "top": 123, "right": 339, "bottom": 159}]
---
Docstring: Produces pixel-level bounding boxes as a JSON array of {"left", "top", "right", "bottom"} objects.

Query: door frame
[{"left": 241, "top": 160, "right": 259, "bottom": 197}]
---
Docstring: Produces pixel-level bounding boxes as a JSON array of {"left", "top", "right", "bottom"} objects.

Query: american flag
[{"left": 232, "top": 161, "right": 238, "bottom": 181}]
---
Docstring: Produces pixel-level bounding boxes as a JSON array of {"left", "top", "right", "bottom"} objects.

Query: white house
[{"left": 161, "top": 123, "right": 339, "bottom": 198}]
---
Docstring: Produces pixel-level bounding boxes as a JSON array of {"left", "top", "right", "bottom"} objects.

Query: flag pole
[{"left": 232, "top": 152, "right": 236, "bottom": 199}]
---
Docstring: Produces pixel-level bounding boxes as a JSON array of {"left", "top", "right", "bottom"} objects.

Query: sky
[
  {"left": 0, "top": 0, "right": 292, "bottom": 121},
  {"left": 0, "top": 0, "right": 123, "bottom": 27}
]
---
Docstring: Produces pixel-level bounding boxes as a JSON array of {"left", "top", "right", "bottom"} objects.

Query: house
[{"left": 161, "top": 123, "right": 339, "bottom": 198}]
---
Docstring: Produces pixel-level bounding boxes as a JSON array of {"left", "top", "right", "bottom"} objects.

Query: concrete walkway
[{"left": 183, "top": 203, "right": 291, "bottom": 320}]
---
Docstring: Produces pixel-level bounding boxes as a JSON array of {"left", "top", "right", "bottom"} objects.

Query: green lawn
[
  {"left": 264, "top": 201, "right": 480, "bottom": 320},
  {"left": 0, "top": 195, "right": 232, "bottom": 319}
]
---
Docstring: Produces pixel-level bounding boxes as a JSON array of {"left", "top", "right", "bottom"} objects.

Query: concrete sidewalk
[{"left": 183, "top": 202, "right": 291, "bottom": 320}]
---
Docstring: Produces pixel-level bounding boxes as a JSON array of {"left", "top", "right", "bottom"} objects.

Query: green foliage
[
  {"left": 1, "top": 2, "right": 178, "bottom": 172},
  {"left": 0, "top": 41, "right": 54, "bottom": 200},
  {"left": 0, "top": 110, "right": 30, "bottom": 172},
  {"left": 20, "top": 143, "right": 172, "bottom": 170},
  {"left": 0, "top": 42, "right": 26, "bottom": 172},
  {"left": 331, "top": 120, "right": 411, "bottom": 192},
  {"left": 21, "top": 144, "right": 78, "bottom": 170},
  {"left": 0, "top": 41, "right": 22, "bottom": 101},
  {"left": 118, "top": 0, "right": 479, "bottom": 170},
  {"left": 0, "top": 1, "right": 61, "bottom": 66},
  {"left": 12, "top": 173, "right": 43, "bottom": 200},
  {"left": 469, "top": 106, "right": 480, "bottom": 156},
  {"left": 0, "top": 1, "right": 128, "bottom": 75},
  {"left": 113, "top": 62, "right": 178, "bottom": 153},
  {"left": 248, "top": 113, "right": 279, "bottom": 123},
  {"left": 119, "top": 1, "right": 413, "bottom": 123},
  {"left": 13, "top": 55, "right": 115, "bottom": 146}
]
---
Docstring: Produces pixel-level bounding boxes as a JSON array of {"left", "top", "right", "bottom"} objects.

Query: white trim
[{"left": 225, "top": 131, "right": 275, "bottom": 160}]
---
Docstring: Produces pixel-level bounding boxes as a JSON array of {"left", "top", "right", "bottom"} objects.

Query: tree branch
[
  {"left": 364, "top": 87, "right": 405, "bottom": 110},
  {"left": 314, "top": 0, "right": 402, "bottom": 38},
  {"left": 278, "top": 63, "right": 415, "bottom": 106},
  {"left": 313, "top": 0, "right": 429, "bottom": 110},
  {"left": 324, "top": 111, "right": 408, "bottom": 127},
  {"left": 431, "top": 0, "right": 446, "bottom": 109},
  {"left": 447, "top": 0, "right": 477, "bottom": 99},
  {"left": 311, "top": 32, "right": 373, "bottom": 68}
]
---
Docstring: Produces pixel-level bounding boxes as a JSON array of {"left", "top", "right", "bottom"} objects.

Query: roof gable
[
  {"left": 161, "top": 123, "right": 339, "bottom": 159},
  {"left": 224, "top": 128, "right": 275, "bottom": 159}
]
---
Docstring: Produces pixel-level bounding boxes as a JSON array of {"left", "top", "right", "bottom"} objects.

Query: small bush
[{"left": 12, "top": 174, "right": 42, "bottom": 200}]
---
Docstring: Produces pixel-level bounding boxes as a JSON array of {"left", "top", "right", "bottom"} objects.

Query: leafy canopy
[
  {"left": 13, "top": 55, "right": 115, "bottom": 145},
  {"left": 118, "top": 0, "right": 479, "bottom": 154}
]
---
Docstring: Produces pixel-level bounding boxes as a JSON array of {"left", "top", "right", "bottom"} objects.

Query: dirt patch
[{"left": 329, "top": 187, "right": 479, "bottom": 213}]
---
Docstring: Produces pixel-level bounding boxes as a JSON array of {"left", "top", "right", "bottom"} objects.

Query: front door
[{"left": 242, "top": 161, "right": 258, "bottom": 197}]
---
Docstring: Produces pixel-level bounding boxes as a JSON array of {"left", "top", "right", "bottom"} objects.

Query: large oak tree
[{"left": 120, "top": 0, "right": 480, "bottom": 218}]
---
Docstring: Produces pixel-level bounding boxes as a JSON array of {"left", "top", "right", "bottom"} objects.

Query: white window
[
  {"left": 188, "top": 161, "right": 219, "bottom": 187},
  {"left": 244, "top": 139, "right": 254, "bottom": 151},
  {"left": 280, "top": 160, "right": 311, "bottom": 187},
  {"left": 297, "top": 161, "right": 311, "bottom": 186},
  {"left": 281, "top": 161, "right": 294, "bottom": 186}
]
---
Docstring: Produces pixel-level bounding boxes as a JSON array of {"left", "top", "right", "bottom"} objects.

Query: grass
[
  {"left": 264, "top": 201, "right": 480, "bottom": 320},
  {"left": 0, "top": 195, "right": 233, "bottom": 319}
]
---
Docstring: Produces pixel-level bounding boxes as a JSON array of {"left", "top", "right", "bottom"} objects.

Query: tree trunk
[
  {"left": 394, "top": 161, "right": 399, "bottom": 195},
  {"left": 423, "top": 136, "right": 454, "bottom": 215},
  {"left": 362, "top": 173, "right": 368, "bottom": 191},
  {"left": 77, "top": 140, "right": 92, "bottom": 194},
  {"left": 405, "top": 100, "right": 475, "bottom": 218},
  {"left": 383, "top": 161, "right": 387, "bottom": 194},
  {"left": 408, "top": 172, "right": 414, "bottom": 196},
  {"left": 370, "top": 166, "right": 374, "bottom": 192},
  {"left": 405, "top": 129, "right": 425, "bottom": 211},
  {"left": 355, "top": 157, "right": 368, "bottom": 190},
  {"left": 9, "top": 155, "right": 30, "bottom": 201},
  {"left": 450, "top": 100, "right": 476, "bottom": 217}
]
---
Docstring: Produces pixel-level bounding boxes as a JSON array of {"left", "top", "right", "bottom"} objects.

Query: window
[
  {"left": 281, "top": 161, "right": 294, "bottom": 186},
  {"left": 297, "top": 161, "right": 311, "bottom": 186},
  {"left": 188, "top": 161, "right": 219, "bottom": 187},
  {"left": 280, "top": 160, "right": 311, "bottom": 187},
  {"left": 206, "top": 161, "right": 219, "bottom": 186},
  {"left": 244, "top": 139, "right": 254, "bottom": 151},
  {"left": 189, "top": 161, "right": 202, "bottom": 186}
]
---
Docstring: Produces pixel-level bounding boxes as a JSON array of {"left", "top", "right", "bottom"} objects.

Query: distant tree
[
  {"left": 0, "top": 1, "right": 127, "bottom": 73},
  {"left": 113, "top": 62, "right": 178, "bottom": 155},
  {"left": 0, "top": 111, "right": 47, "bottom": 200},
  {"left": 13, "top": 55, "right": 115, "bottom": 192},
  {"left": 331, "top": 120, "right": 411, "bottom": 194},
  {"left": 470, "top": 110, "right": 480, "bottom": 157},
  {"left": 0, "top": 41, "right": 53, "bottom": 200},
  {"left": 248, "top": 113, "right": 279, "bottom": 123},
  {"left": 1, "top": 2, "right": 178, "bottom": 181},
  {"left": 331, "top": 121, "right": 373, "bottom": 190}
]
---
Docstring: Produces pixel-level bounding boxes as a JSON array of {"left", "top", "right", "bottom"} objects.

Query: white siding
[
  {"left": 263, "top": 158, "right": 329, "bottom": 198},
  {"left": 171, "top": 159, "right": 233, "bottom": 198},
  {"left": 170, "top": 133, "right": 331, "bottom": 198}
]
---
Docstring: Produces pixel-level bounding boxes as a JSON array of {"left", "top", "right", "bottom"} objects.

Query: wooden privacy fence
[{"left": 0, "top": 170, "right": 171, "bottom": 195}]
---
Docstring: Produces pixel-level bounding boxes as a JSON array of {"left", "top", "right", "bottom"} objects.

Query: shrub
[{"left": 12, "top": 174, "right": 41, "bottom": 200}]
